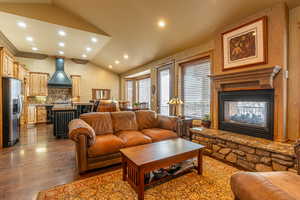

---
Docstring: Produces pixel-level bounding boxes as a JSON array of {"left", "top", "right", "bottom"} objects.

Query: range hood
[{"left": 48, "top": 58, "right": 72, "bottom": 88}]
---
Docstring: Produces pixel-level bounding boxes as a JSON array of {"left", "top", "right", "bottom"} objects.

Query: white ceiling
[
  {"left": 52, "top": 0, "right": 300, "bottom": 73},
  {"left": 0, "top": 0, "right": 300, "bottom": 74},
  {"left": 0, "top": 11, "right": 111, "bottom": 59}
]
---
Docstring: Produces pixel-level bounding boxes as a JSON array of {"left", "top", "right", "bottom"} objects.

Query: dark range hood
[{"left": 48, "top": 58, "right": 72, "bottom": 88}]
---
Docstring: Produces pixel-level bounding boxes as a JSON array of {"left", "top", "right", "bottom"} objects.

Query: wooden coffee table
[{"left": 120, "top": 138, "right": 204, "bottom": 200}]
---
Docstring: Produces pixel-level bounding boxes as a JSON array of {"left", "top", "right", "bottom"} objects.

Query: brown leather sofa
[
  {"left": 230, "top": 140, "right": 300, "bottom": 200},
  {"left": 68, "top": 110, "right": 178, "bottom": 173}
]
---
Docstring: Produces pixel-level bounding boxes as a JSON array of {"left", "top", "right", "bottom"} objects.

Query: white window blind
[
  {"left": 182, "top": 59, "right": 211, "bottom": 118},
  {"left": 138, "top": 78, "right": 151, "bottom": 105},
  {"left": 126, "top": 80, "right": 133, "bottom": 104}
]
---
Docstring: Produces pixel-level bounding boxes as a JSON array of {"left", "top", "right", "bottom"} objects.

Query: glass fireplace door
[{"left": 224, "top": 101, "right": 267, "bottom": 128}]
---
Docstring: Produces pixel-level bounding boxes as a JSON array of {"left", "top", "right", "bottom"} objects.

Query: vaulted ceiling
[{"left": 0, "top": 0, "right": 300, "bottom": 73}]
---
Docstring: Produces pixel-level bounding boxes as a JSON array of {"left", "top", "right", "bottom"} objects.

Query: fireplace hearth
[{"left": 219, "top": 90, "right": 274, "bottom": 140}]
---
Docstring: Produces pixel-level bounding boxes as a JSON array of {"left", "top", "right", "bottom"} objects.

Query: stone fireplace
[
  {"left": 210, "top": 66, "right": 284, "bottom": 141},
  {"left": 218, "top": 89, "right": 274, "bottom": 140},
  {"left": 190, "top": 66, "right": 298, "bottom": 172}
]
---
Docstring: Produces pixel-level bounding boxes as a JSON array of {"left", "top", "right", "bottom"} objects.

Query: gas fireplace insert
[{"left": 218, "top": 90, "right": 274, "bottom": 140}]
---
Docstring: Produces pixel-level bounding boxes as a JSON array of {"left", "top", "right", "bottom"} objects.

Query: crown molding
[{"left": 0, "top": 31, "right": 18, "bottom": 55}]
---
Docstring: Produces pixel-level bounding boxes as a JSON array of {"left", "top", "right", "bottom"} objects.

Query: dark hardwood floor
[{"left": 0, "top": 124, "right": 119, "bottom": 200}]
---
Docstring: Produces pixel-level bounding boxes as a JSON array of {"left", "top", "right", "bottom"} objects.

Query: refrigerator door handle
[{"left": 18, "top": 95, "right": 23, "bottom": 116}]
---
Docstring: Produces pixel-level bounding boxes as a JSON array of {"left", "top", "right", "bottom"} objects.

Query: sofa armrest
[
  {"left": 157, "top": 115, "right": 178, "bottom": 132},
  {"left": 69, "top": 119, "right": 96, "bottom": 147},
  {"left": 294, "top": 140, "right": 300, "bottom": 175}
]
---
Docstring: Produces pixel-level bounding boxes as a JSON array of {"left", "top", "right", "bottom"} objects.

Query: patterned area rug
[{"left": 37, "top": 156, "right": 239, "bottom": 200}]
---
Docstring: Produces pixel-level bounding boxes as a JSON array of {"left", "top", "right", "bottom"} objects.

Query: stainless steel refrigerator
[{"left": 2, "top": 77, "right": 22, "bottom": 147}]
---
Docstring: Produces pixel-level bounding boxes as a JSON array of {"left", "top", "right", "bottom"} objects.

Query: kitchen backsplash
[
  {"left": 28, "top": 88, "right": 72, "bottom": 104},
  {"left": 47, "top": 88, "right": 72, "bottom": 103}
]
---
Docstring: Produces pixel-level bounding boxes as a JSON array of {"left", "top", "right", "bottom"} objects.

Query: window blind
[
  {"left": 182, "top": 59, "right": 211, "bottom": 118},
  {"left": 126, "top": 80, "right": 133, "bottom": 103},
  {"left": 138, "top": 78, "right": 151, "bottom": 105}
]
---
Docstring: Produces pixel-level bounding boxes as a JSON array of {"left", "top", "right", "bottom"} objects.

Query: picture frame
[{"left": 222, "top": 16, "right": 267, "bottom": 71}]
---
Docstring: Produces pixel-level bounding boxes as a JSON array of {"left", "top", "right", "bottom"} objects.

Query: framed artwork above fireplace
[{"left": 222, "top": 16, "right": 268, "bottom": 71}]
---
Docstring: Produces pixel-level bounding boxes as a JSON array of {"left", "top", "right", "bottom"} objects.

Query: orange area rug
[{"left": 37, "top": 156, "right": 239, "bottom": 200}]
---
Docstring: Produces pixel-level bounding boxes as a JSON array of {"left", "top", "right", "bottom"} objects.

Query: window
[
  {"left": 126, "top": 80, "right": 133, "bottom": 104},
  {"left": 158, "top": 66, "right": 171, "bottom": 115},
  {"left": 181, "top": 58, "right": 211, "bottom": 118},
  {"left": 138, "top": 78, "right": 151, "bottom": 106}
]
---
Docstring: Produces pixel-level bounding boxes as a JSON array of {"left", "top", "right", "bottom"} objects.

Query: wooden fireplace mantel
[
  {"left": 210, "top": 65, "right": 286, "bottom": 142},
  {"left": 209, "top": 66, "right": 281, "bottom": 91}
]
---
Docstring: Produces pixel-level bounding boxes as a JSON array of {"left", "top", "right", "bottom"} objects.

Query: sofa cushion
[
  {"left": 142, "top": 128, "right": 178, "bottom": 142},
  {"left": 116, "top": 130, "right": 152, "bottom": 147},
  {"left": 157, "top": 115, "right": 178, "bottom": 131},
  {"left": 111, "top": 111, "right": 138, "bottom": 132},
  {"left": 88, "top": 134, "right": 124, "bottom": 157},
  {"left": 80, "top": 112, "right": 113, "bottom": 135},
  {"left": 135, "top": 110, "right": 158, "bottom": 130},
  {"left": 231, "top": 171, "right": 300, "bottom": 200}
]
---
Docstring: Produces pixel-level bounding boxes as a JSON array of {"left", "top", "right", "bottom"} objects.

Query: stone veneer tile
[{"left": 191, "top": 128, "right": 295, "bottom": 157}]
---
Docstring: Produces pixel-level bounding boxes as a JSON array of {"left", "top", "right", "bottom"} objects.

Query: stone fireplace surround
[{"left": 190, "top": 65, "right": 298, "bottom": 172}]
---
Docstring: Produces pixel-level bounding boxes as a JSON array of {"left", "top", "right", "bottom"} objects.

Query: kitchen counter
[{"left": 52, "top": 106, "right": 76, "bottom": 111}]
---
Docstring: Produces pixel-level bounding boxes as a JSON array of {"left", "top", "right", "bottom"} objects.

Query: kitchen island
[{"left": 52, "top": 105, "right": 78, "bottom": 138}]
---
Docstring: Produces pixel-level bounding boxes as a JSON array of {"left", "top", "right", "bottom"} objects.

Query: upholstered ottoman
[{"left": 230, "top": 171, "right": 300, "bottom": 200}]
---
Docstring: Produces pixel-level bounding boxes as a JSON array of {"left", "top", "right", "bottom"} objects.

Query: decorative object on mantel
[
  {"left": 201, "top": 114, "right": 211, "bottom": 128},
  {"left": 222, "top": 16, "right": 267, "bottom": 70},
  {"left": 168, "top": 97, "right": 183, "bottom": 116}
]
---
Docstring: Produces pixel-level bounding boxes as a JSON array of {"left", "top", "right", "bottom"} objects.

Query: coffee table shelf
[{"left": 120, "top": 138, "right": 204, "bottom": 200}]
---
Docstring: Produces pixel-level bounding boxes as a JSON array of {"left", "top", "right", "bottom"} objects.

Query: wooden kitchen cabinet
[
  {"left": 29, "top": 72, "right": 49, "bottom": 96},
  {"left": 36, "top": 106, "right": 47, "bottom": 123},
  {"left": 71, "top": 75, "right": 81, "bottom": 102},
  {"left": 1, "top": 47, "right": 14, "bottom": 77},
  {"left": 27, "top": 105, "right": 36, "bottom": 124}
]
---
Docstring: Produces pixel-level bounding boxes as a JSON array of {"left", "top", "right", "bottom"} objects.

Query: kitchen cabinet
[
  {"left": 29, "top": 72, "right": 49, "bottom": 96},
  {"left": 1, "top": 47, "right": 14, "bottom": 77},
  {"left": 27, "top": 105, "right": 36, "bottom": 124},
  {"left": 17, "top": 64, "right": 28, "bottom": 81},
  {"left": 36, "top": 106, "right": 47, "bottom": 123},
  {"left": 13, "top": 62, "right": 19, "bottom": 79},
  {"left": 71, "top": 75, "right": 81, "bottom": 102}
]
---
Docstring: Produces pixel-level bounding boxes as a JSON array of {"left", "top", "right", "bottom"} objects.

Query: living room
[{"left": 1, "top": 0, "right": 300, "bottom": 200}]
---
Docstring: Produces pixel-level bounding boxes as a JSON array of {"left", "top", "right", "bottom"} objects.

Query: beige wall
[
  {"left": 287, "top": 6, "right": 300, "bottom": 140},
  {"left": 120, "top": 39, "right": 214, "bottom": 111},
  {"left": 16, "top": 57, "right": 120, "bottom": 102},
  {"left": 120, "top": 3, "right": 300, "bottom": 141}
]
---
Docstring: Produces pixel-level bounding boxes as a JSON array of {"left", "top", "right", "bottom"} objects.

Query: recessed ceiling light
[
  {"left": 115, "top": 60, "right": 120, "bottom": 64},
  {"left": 26, "top": 36, "right": 33, "bottom": 42},
  {"left": 17, "top": 21, "right": 27, "bottom": 28},
  {"left": 58, "top": 51, "right": 64, "bottom": 55},
  {"left": 86, "top": 47, "right": 92, "bottom": 52},
  {"left": 108, "top": 65, "right": 113, "bottom": 69},
  {"left": 58, "top": 42, "right": 65, "bottom": 47},
  {"left": 32, "top": 47, "right": 38, "bottom": 51},
  {"left": 58, "top": 30, "right": 66, "bottom": 36},
  {"left": 82, "top": 54, "right": 87, "bottom": 58},
  {"left": 123, "top": 54, "right": 129, "bottom": 59},
  {"left": 158, "top": 20, "right": 166, "bottom": 28},
  {"left": 91, "top": 37, "right": 98, "bottom": 43}
]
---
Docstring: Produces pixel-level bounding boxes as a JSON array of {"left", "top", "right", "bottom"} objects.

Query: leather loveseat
[
  {"left": 230, "top": 140, "right": 300, "bottom": 200},
  {"left": 68, "top": 110, "right": 178, "bottom": 173}
]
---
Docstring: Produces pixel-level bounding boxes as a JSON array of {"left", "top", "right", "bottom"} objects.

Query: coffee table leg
[
  {"left": 122, "top": 155, "right": 127, "bottom": 181},
  {"left": 138, "top": 168, "right": 144, "bottom": 200},
  {"left": 197, "top": 149, "right": 203, "bottom": 175}
]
